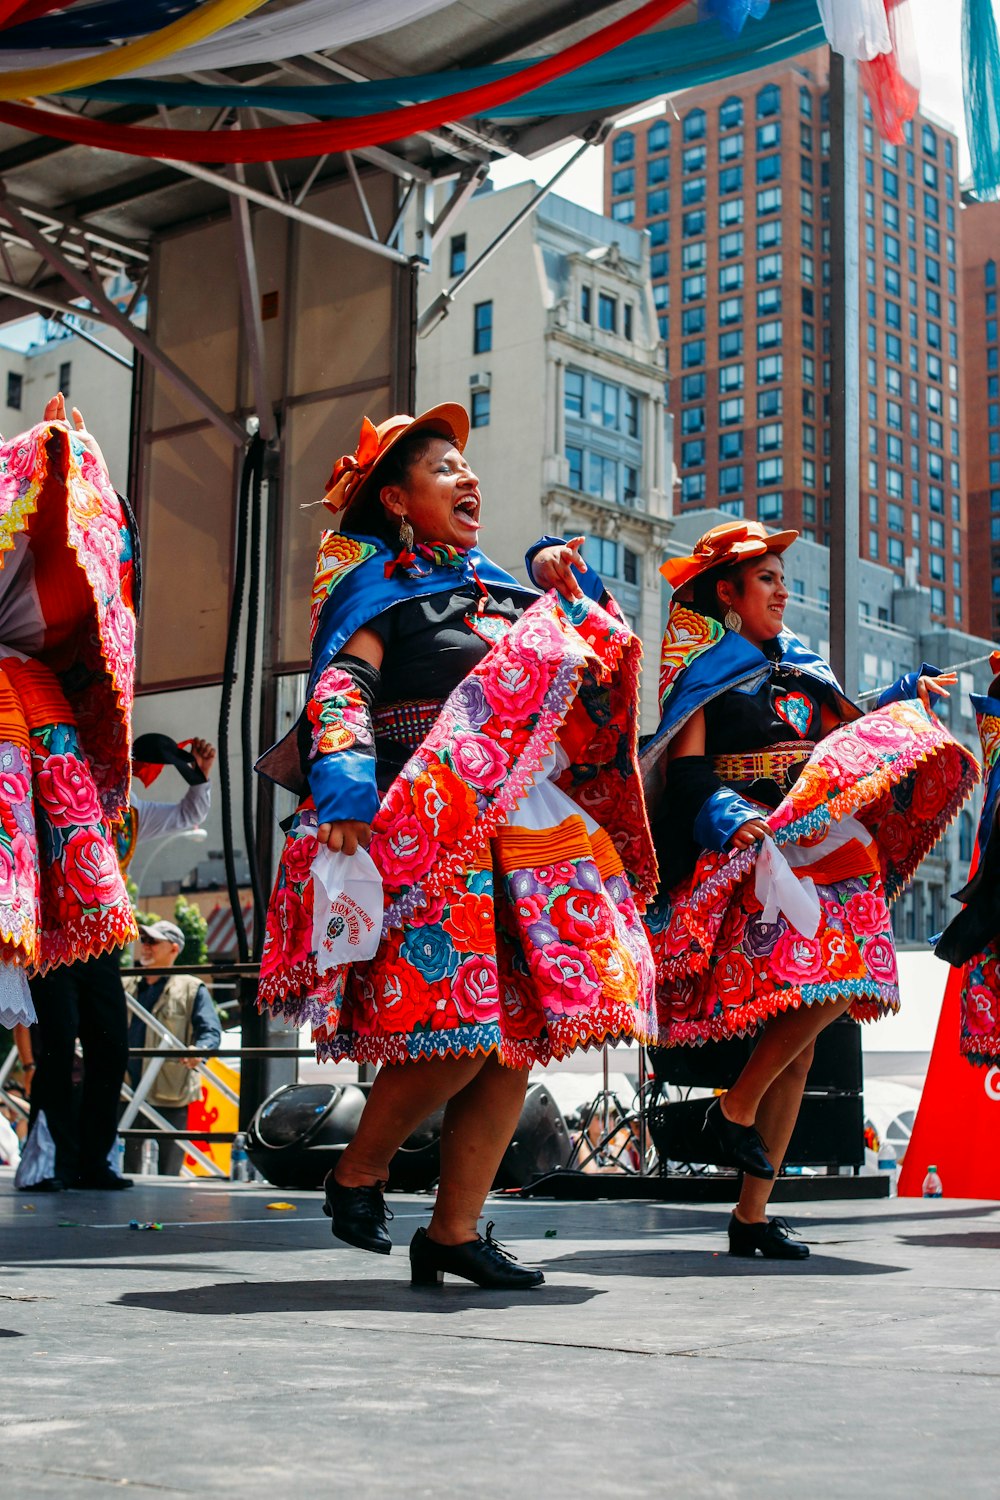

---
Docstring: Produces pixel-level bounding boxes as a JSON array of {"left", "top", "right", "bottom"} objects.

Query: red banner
[{"left": 898, "top": 963, "right": 1000, "bottom": 1200}]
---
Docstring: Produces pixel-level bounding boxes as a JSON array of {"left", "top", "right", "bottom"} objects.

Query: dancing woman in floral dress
[
  {"left": 643, "top": 521, "right": 975, "bottom": 1258},
  {"left": 258, "top": 404, "right": 656, "bottom": 1288}
]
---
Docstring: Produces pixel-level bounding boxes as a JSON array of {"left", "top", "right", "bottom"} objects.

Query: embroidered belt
[
  {"left": 372, "top": 698, "right": 444, "bottom": 746},
  {"left": 712, "top": 741, "right": 816, "bottom": 795}
]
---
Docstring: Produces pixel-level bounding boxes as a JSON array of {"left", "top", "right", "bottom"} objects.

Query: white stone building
[{"left": 416, "top": 184, "right": 674, "bottom": 731}]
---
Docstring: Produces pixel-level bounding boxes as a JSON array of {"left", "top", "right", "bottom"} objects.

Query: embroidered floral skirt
[
  {"left": 0, "top": 655, "right": 135, "bottom": 976},
  {"left": 956, "top": 946, "right": 1000, "bottom": 1067},
  {"left": 258, "top": 593, "right": 658, "bottom": 1066},
  {"left": 648, "top": 700, "right": 978, "bottom": 1046}
]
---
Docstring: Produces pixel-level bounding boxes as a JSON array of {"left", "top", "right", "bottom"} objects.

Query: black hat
[{"left": 132, "top": 733, "right": 206, "bottom": 788}]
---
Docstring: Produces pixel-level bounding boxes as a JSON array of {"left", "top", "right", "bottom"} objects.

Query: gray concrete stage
[{"left": 1, "top": 1174, "right": 997, "bottom": 1498}]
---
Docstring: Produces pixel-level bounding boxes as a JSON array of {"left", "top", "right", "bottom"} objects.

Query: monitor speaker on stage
[{"left": 246, "top": 1080, "right": 572, "bottom": 1191}]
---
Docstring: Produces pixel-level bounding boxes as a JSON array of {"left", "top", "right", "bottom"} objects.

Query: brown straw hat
[
  {"left": 323, "top": 403, "right": 470, "bottom": 518},
  {"left": 660, "top": 519, "right": 799, "bottom": 589}
]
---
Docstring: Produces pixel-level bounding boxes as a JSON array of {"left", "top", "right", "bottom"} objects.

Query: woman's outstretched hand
[
  {"left": 43, "top": 392, "right": 111, "bottom": 479},
  {"left": 915, "top": 671, "right": 956, "bottom": 711},
  {"left": 729, "top": 817, "right": 771, "bottom": 850},
  {"left": 316, "top": 820, "right": 372, "bottom": 855},
  {"left": 532, "top": 536, "right": 587, "bottom": 600}
]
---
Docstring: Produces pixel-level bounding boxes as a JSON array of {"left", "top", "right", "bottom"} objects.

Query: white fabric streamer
[
  {"left": 0, "top": 963, "right": 35, "bottom": 1030},
  {"left": 507, "top": 744, "right": 600, "bottom": 834},
  {"left": 0, "top": 0, "right": 456, "bottom": 77},
  {"left": 815, "top": 0, "right": 891, "bottom": 60},
  {"left": 753, "top": 816, "right": 873, "bottom": 939}
]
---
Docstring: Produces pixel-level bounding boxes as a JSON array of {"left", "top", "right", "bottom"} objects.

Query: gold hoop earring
[
  {"left": 398, "top": 516, "right": 414, "bottom": 551},
  {"left": 724, "top": 607, "right": 742, "bottom": 633}
]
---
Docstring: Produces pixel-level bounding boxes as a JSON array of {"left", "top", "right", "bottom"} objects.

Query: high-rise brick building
[
  {"left": 960, "top": 199, "right": 1000, "bottom": 641},
  {"left": 605, "top": 48, "right": 966, "bottom": 630}
]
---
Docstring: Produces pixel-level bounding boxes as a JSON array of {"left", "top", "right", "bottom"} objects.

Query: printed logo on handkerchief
[{"left": 774, "top": 690, "right": 814, "bottom": 737}]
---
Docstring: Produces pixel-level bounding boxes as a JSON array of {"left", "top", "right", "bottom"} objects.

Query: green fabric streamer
[{"left": 963, "top": 0, "right": 1000, "bottom": 200}]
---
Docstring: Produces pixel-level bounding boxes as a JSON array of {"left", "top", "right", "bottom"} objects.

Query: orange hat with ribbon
[
  {"left": 322, "top": 403, "right": 470, "bottom": 518},
  {"left": 659, "top": 519, "right": 798, "bottom": 590}
]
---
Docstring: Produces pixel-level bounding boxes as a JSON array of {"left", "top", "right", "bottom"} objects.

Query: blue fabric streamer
[
  {"left": 963, "top": 0, "right": 1000, "bottom": 200},
  {"left": 0, "top": 0, "right": 198, "bottom": 49},
  {"left": 66, "top": 0, "right": 825, "bottom": 119},
  {"left": 698, "top": 0, "right": 771, "bottom": 40}
]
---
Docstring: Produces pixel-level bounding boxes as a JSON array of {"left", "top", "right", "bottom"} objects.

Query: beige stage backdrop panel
[{"left": 134, "top": 170, "right": 411, "bottom": 690}]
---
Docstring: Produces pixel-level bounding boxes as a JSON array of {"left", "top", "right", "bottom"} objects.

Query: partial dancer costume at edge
[
  {"left": 0, "top": 416, "right": 137, "bottom": 1027},
  {"left": 935, "top": 652, "right": 1000, "bottom": 1069},
  {"left": 257, "top": 404, "right": 656, "bottom": 1289},
  {"left": 642, "top": 521, "right": 976, "bottom": 1258}
]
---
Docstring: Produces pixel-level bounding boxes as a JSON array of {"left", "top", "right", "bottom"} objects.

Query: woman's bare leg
[
  {"left": 720, "top": 996, "right": 853, "bottom": 1126},
  {"left": 335, "top": 1054, "right": 487, "bottom": 1187},
  {"left": 429, "top": 1057, "right": 531, "bottom": 1245},
  {"left": 734, "top": 1040, "right": 815, "bottom": 1223}
]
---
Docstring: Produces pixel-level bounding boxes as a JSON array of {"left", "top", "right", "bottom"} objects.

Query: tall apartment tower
[
  {"left": 960, "top": 199, "right": 1000, "bottom": 641},
  {"left": 605, "top": 48, "right": 966, "bottom": 631}
]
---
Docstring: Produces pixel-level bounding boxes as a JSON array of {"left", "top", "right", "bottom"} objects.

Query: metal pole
[{"left": 828, "top": 52, "right": 861, "bottom": 699}]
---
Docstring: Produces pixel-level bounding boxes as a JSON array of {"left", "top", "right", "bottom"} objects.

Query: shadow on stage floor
[{"left": 115, "top": 1278, "right": 602, "bottom": 1316}]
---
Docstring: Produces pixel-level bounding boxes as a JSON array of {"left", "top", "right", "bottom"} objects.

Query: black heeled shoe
[
  {"left": 323, "top": 1174, "right": 392, "bottom": 1254},
  {"left": 702, "top": 1097, "right": 774, "bottom": 1180},
  {"left": 409, "top": 1223, "right": 545, "bottom": 1289},
  {"left": 728, "top": 1213, "right": 810, "bottom": 1260}
]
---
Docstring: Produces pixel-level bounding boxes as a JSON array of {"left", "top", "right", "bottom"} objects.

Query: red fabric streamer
[
  {"left": 859, "top": 0, "right": 919, "bottom": 144},
  {"left": 0, "top": 0, "right": 78, "bottom": 27},
  {"left": 0, "top": 0, "right": 689, "bottom": 163}
]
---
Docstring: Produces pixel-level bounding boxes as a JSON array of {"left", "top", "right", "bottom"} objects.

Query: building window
[
  {"left": 757, "top": 319, "right": 782, "bottom": 349},
  {"left": 647, "top": 156, "right": 669, "bottom": 185},
  {"left": 719, "top": 96, "right": 743, "bottom": 130},
  {"left": 58, "top": 360, "right": 71, "bottom": 397},
  {"left": 648, "top": 118, "right": 670, "bottom": 152},
  {"left": 598, "top": 293, "right": 617, "bottom": 333},
  {"left": 473, "top": 301, "right": 492, "bottom": 354},
  {"left": 757, "top": 252, "right": 782, "bottom": 281},
  {"left": 683, "top": 306, "right": 706, "bottom": 336},
  {"left": 719, "top": 430, "right": 743, "bottom": 460},
  {"left": 6, "top": 371, "right": 22, "bottom": 410},
  {"left": 682, "top": 177, "right": 706, "bottom": 206},
  {"left": 719, "top": 463, "right": 743, "bottom": 495},
  {"left": 757, "top": 83, "right": 781, "bottom": 118},
  {"left": 683, "top": 107, "right": 706, "bottom": 141},
  {"left": 758, "top": 354, "right": 783, "bottom": 383},
  {"left": 719, "top": 396, "right": 744, "bottom": 426},
  {"left": 758, "top": 492, "right": 783, "bottom": 521},
  {"left": 682, "top": 473, "right": 706, "bottom": 503},
  {"left": 758, "top": 423, "right": 782, "bottom": 452},
  {"left": 471, "top": 390, "right": 490, "bottom": 427},
  {"left": 610, "top": 199, "right": 635, "bottom": 224},
  {"left": 681, "top": 209, "right": 704, "bottom": 238},
  {"left": 681, "top": 372, "right": 705, "bottom": 401},
  {"left": 719, "top": 329, "right": 743, "bottom": 359},
  {"left": 681, "top": 439, "right": 706, "bottom": 468},
  {"left": 756, "top": 187, "right": 782, "bottom": 216},
  {"left": 683, "top": 143, "right": 706, "bottom": 174},
  {"left": 757, "top": 457, "right": 783, "bottom": 486},
  {"left": 624, "top": 304, "right": 633, "bottom": 341},
  {"left": 682, "top": 339, "right": 706, "bottom": 368},
  {"left": 564, "top": 370, "right": 584, "bottom": 417},
  {"left": 612, "top": 131, "right": 634, "bottom": 163},
  {"left": 719, "top": 166, "right": 743, "bottom": 196},
  {"left": 719, "top": 230, "right": 743, "bottom": 260},
  {"left": 567, "top": 446, "right": 583, "bottom": 489},
  {"left": 681, "top": 406, "right": 705, "bottom": 434},
  {"left": 719, "top": 198, "right": 743, "bottom": 228},
  {"left": 758, "top": 387, "right": 782, "bottom": 418},
  {"left": 757, "top": 121, "right": 781, "bottom": 151},
  {"left": 719, "top": 363, "right": 744, "bottom": 392},
  {"left": 757, "top": 219, "right": 782, "bottom": 249},
  {"left": 581, "top": 286, "right": 591, "bottom": 324},
  {"left": 647, "top": 188, "right": 670, "bottom": 217},
  {"left": 719, "top": 296, "right": 743, "bottom": 325},
  {"left": 756, "top": 154, "right": 781, "bottom": 184},
  {"left": 449, "top": 234, "right": 466, "bottom": 276},
  {"left": 719, "top": 132, "right": 744, "bottom": 162}
]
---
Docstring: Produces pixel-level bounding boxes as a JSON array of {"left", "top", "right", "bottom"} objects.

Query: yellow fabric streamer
[{"left": 0, "top": 0, "right": 271, "bottom": 103}]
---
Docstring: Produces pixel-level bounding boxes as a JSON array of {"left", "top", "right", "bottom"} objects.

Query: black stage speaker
[
  {"left": 648, "top": 1094, "right": 865, "bottom": 1170},
  {"left": 647, "top": 1017, "right": 865, "bottom": 1171},
  {"left": 246, "top": 1079, "right": 572, "bottom": 1190}
]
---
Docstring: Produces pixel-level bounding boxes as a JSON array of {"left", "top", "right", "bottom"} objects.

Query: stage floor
[{"left": 1, "top": 1172, "right": 996, "bottom": 1497}]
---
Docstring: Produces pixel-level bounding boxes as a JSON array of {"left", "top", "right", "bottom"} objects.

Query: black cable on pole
[
  {"left": 241, "top": 436, "right": 268, "bottom": 941},
  {"left": 218, "top": 435, "right": 259, "bottom": 964}
]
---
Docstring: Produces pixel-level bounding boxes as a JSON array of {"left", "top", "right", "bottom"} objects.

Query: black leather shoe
[
  {"left": 17, "top": 1176, "right": 64, "bottom": 1193},
  {"left": 703, "top": 1097, "right": 774, "bottom": 1179},
  {"left": 323, "top": 1175, "right": 392, "bottom": 1254},
  {"left": 410, "top": 1223, "right": 545, "bottom": 1289},
  {"left": 72, "top": 1167, "right": 133, "bottom": 1190},
  {"left": 728, "top": 1213, "right": 810, "bottom": 1260}
]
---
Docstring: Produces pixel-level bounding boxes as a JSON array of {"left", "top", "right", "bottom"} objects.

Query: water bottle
[
  {"left": 877, "top": 1139, "right": 898, "bottom": 1197},
  {"left": 141, "top": 1138, "right": 159, "bottom": 1177},
  {"left": 921, "top": 1164, "right": 944, "bottom": 1198},
  {"left": 230, "top": 1132, "right": 249, "bottom": 1182}
]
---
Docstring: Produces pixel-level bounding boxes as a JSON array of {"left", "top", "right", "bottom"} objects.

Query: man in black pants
[{"left": 29, "top": 952, "right": 132, "bottom": 1190}]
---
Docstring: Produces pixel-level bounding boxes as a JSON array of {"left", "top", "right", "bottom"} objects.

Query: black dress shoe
[
  {"left": 728, "top": 1213, "right": 810, "bottom": 1260},
  {"left": 410, "top": 1223, "right": 545, "bottom": 1289},
  {"left": 323, "top": 1175, "right": 392, "bottom": 1254},
  {"left": 17, "top": 1176, "right": 64, "bottom": 1193},
  {"left": 702, "top": 1097, "right": 774, "bottom": 1179},
  {"left": 72, "top": 1167, "right": 133, "bottom": 1190}
]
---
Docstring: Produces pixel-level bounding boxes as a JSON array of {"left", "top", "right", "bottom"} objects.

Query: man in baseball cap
[{"left": 122, "top": 919, "right": 221, "bottom": 1176}]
